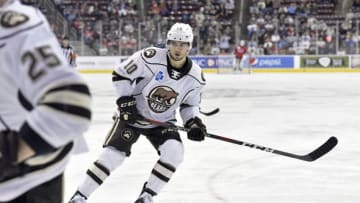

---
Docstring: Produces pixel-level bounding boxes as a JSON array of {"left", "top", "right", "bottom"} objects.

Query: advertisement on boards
[
  {"left": 191, "top": 56, "right": 234, "bottom": 69},
  {"left": 249, "top": 56, "right": 294, "bottom": 68},
  {"left": 350, "top": 55, "right": 360, "bottom": 68},
  {"left": 300, "top": 56, "right": 349, "bottom": 68}
]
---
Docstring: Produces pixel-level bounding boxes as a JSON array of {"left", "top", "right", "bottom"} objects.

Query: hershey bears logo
[
  {"left": 144, "top": 48, "right": 156, "bottom": 58},
  {"left": 1, "top": 11, "right": 29, "bottom": 28},
  {"left": 121, "top": 128, "right": 134, "bottom": 141},
  {"left": 148, "top": 86, "right": 178, "bottom": 113}
]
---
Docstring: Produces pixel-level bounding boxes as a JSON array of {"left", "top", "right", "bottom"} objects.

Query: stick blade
[
  {"left": 302, "top": 136, "right": 338, "bottom": 161},
  {"left": 201, "top": 108, "right": 220, "bottom": 116}
]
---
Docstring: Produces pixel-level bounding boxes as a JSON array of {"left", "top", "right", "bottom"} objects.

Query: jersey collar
[{"left": 166, "top": 55, "right": 192, "bottom": 80}]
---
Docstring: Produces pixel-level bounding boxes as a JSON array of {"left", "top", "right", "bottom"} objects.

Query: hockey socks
[
  {"left": 145, "top": 160, "right": 176, "bottom": 195},
  {"left": 76, "top": 147, "right": 126, "bottom": 199},
  {"left": 76, "top": 161, "right": 110, "bottom": 198}
]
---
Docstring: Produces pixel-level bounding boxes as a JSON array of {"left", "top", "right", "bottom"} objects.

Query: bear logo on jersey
[
  {"left": 121, "top": 128, "right": 134, "bottom": 141},
  {"left": 0, "top": 11, "right": 29, "bottom": 28},
  {"left": 148, "top": 86, "right": 178, "bottom": 113},
  {"left": 144, "top": 48, "right": 156, "bottom": 58}
]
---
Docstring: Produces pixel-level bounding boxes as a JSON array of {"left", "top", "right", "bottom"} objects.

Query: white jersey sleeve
[
  {"left": 179, "top": 63, "right": 205, "bottom": 123},
  {"left": 112, "top": 49, "right": 146, "bottom": 97}
]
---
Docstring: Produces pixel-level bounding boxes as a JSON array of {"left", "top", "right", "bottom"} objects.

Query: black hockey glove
[
  {"left": 185, "top": 117, "right": 207, "bottom": 141},
  {"left": 0, "top": 131, "right": 21, "bottom": 181},
  {"left": 116, "top": 96, "right": 138, "bottom": 124}
]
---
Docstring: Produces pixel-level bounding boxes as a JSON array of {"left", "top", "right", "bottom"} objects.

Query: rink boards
[{"left": 77, "top": 55, "right": 360, "bottom": 73}]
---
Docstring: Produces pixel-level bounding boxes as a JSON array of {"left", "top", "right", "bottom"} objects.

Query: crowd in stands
[
  {"left": 47, "top": 0, "right": 236, "bottom": 56},
  {"left": 20, "top": 0, "right": 360, "bottom": 56},
  {"left": 247, "top": 0, "right": 359, "bottom": 55},
  {"left": 52, "top": 0, "right": 139, "bottom": 55},
  {"left": 146, "top": 0, "right": 235, "bottom": 55}
]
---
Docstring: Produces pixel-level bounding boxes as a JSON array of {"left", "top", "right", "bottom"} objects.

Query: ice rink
[{"left": 64, "top": 73, "right": 360, "bottom": 203}]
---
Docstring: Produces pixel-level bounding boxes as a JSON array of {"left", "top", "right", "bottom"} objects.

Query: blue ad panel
[
  {"left": 217, "top": 56, "right": 234, "bottom": 68},
  {"left": 191, "top": 56, "right": 218, "bottom": 68},
  {"left": 191, "top": 56, "right": 234, "bottom": 69},
  {"left": 251, "top": 56, "right": 294, "bottom": 68}
]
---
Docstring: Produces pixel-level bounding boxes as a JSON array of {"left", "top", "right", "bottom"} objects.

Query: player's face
[{"left": 168, "top": 40, "right": 190, "bottom": 61}]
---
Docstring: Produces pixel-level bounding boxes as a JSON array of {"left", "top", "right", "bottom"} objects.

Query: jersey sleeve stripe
[
  {"left": 40, "top": 91, "right": 91, "bottom": 111},
  {"left": 112, "top": 71, "right": 131, "bottom": 82},
  {"left": 180, "top": 103, "right": 193, "bottom": 112},
  {"left": 45, "top": 84, "right": 90, "bottom": 95},
  {"left": 19, "top": 122, "right": 57, "bottom": 154},
  {"left": 39, "top": 84, "right": 92, "bottom": 120},
  {"left": 40, "top": 102, "right": 91, "bottom": 120},
  {"left": 18, "top": 90, "right": 33, "bottom": 111}
]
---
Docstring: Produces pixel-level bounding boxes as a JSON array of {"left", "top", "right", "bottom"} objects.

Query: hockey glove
[
  {"left": 0, "top": 131, "right": 21, "bottom": 181},
  {"left": 116, "top": 96, "right": 138, "bottom": 124},
  {"left": 185, "top": 117, "right": 207, "bottom": 141}
]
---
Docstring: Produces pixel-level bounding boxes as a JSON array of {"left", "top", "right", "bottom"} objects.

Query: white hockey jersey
[
  {"left": 113, "top": 47, "right": 205, "bottom": 127},
  {"left": 0, "top": 0, "right": 91, "bottom": 201}
]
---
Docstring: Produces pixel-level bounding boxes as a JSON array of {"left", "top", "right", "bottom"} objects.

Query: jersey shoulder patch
[
  {"left": 141, "top": 47, "right": 167, "bottom": 66},
  {"left": 1, "top": 10, "right": 29, "bottom": 28},
  {"left": 143, "top": 48, "right": 157, "bottom": 58}
]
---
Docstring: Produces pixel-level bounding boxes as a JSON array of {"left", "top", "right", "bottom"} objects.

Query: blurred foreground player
[
  {"left": 0, "top": 0, "right": 92, "bottom": 202},
  {"left": 69, "top": 22, "right": 207, "bottom": 203}
]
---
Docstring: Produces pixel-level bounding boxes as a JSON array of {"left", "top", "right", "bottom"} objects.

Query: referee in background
[{"left": 61, "top": 35, "right": 77, "bottom": 68}]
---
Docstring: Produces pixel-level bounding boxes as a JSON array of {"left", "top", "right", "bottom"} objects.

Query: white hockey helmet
[{"left": 166, "top": 23, "right": 194, "bottom": 49}]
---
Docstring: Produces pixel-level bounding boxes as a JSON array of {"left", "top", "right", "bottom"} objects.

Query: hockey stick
[
  {"left": 143, "top": 118, "right": 338, "bottom": 162},
  {"left": 200, "top": 108, "right": 220, "bottom": 116},
  {"left": 0, "top": 115, "right": 10, "bottom": 130},
  {"left": 112, "top": 108, "right": 220, "bottom": 121}
]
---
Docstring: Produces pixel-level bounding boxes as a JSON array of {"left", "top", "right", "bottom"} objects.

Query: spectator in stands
[
  {"left": 159, "top": 0, "right": 170, "bottom": 16},
  {"left": 211, "top": 41, "right": 220, "bottom": 55},
  {"left": 263, "top": 36, "right": 273, "bottom": 55},
  {"left": 194, "top": 7, "right": 205, "bottom": 27},
  {"left": 219, "top": 33, "right": 231, "bottom": 53},
  {"left": 344, "top": 31, "right": 357, "bottom": 54}
]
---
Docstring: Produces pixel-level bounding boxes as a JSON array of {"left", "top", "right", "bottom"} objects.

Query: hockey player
[
  {"left": 69, "top": 23, "right": 207, "bottom": 203},
  {"left": 234, "top": 40, "right": 247, "bottom": 71},
  {"left": 61, "top": 35, "right": 77, "bottom": 67},
  {"left": 0, "top": 0, "right": 92, "bottom": 202}
]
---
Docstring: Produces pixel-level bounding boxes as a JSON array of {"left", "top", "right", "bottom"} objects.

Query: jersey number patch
[
  {"left": 123, "top": 59, "right": 137, "bottom": 74},
  {"left": 21, "top": 45, "right": 61, "bottom": 81}
]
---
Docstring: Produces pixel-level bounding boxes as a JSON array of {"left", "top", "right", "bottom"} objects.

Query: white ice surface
[{"left": 64, "top": 73, "right": 360, "bottom": 203}]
